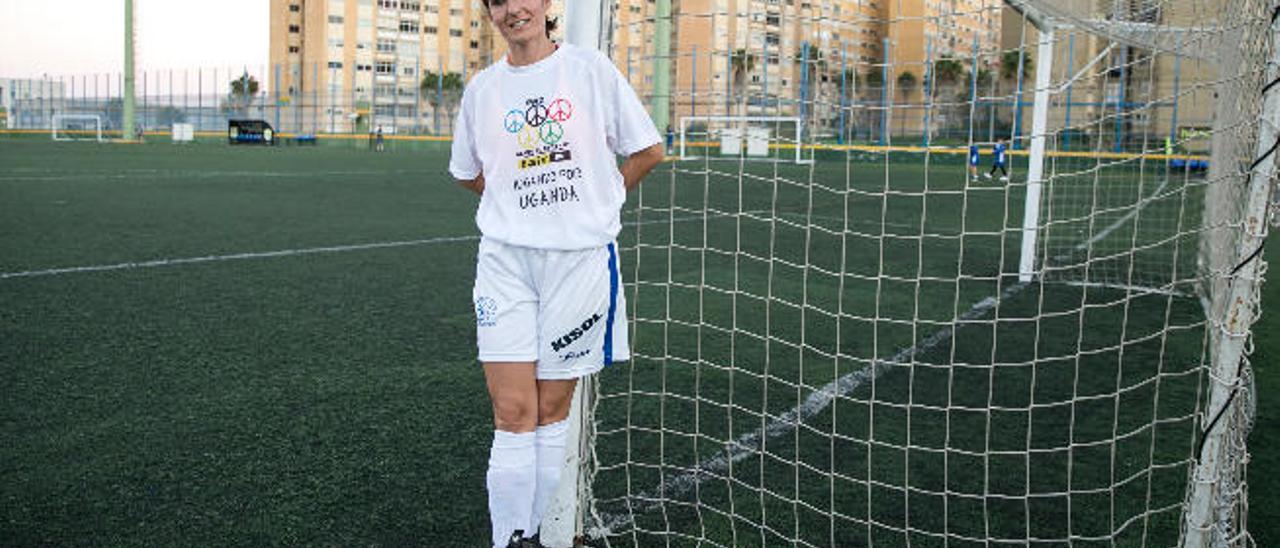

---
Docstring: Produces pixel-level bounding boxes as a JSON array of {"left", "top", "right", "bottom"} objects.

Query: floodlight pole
[{"left": 123, "top": 0, "right": 136, "bottom": 141}]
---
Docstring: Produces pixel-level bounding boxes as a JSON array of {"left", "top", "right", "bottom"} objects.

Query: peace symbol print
[
  {"left": 503, "top": 109, "right": 525, "bottom": 133},
  {"left": 548, "top": 98, "right": 573, "bottom": 122},
  {"left": 516, "top": 124, "right": 541, "bottom": 150},
  {"left": 539, "top": 121, "right": 564, "bottom": 145},
  {"left": 525, "top": 103, "right": 549, "bottom": 127}
]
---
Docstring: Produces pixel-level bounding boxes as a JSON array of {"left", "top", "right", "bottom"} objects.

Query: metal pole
[
  {"left": 123, "top": 0, "right": 135, "bottom": 140},
  {"left": 881, "top": 38, "right": 890, "bottom": 146},
  {"left": 799, "top": 41, "right": 809, "bottom": 135},
  {"left": 1063, "top": 33, "right": 1076, "bottom": 150},
  {"left": 691, "top": 45, "right": 698, "bottom": 119},
  {"left": 839, "top": 43, "right": 847, "bottom": 145},
  {"left": 1182, "top": 8, "right": 1279, "bottom": 546},
  {"left": 922, "top": 37, "right": 933, "bottom": 147},
  {"left": 1017, "top": 27, "right": 1055, "bottom": 282},
  {"left": 415, "top": 58, "right": 421, "bottom": 135},
  {"left": 651, "top": 0, "right": 672, "bottom": 131},
  {"left": 1114, "top": 47, "right": 1128, "bottom": 152},
  {"left": 275, "top": 64, "right": 282, "bottom": 133}
]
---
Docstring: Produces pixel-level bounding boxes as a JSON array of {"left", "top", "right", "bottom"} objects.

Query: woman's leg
[
  {"left": 529, "top": 378, "right": 579, "bottom": 537},
  {"left": 485, "top": 362, "right": 538, "bottom": 547}
]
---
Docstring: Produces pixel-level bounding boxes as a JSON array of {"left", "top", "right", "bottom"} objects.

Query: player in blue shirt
[
  {"left": 985, "top": 138, "right": 1010, "bottom": 182},
  {"left": 968, "top": 144, "right": 980, "bottom": 182}
]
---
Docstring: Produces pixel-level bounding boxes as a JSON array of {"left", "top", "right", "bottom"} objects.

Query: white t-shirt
[{"left": 449, "top": 43, "right": 661, "bottom": 250}]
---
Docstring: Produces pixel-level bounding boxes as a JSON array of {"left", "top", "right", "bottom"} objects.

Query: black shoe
[{"left": 505, "top": 530, "right": 544, "bottom": 548}]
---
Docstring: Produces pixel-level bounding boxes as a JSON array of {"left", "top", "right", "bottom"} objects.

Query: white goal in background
[
  {"left": 51, "top": 114, "right": 104, "bottom": 142},
  {"left": 679, "top": 116, "right": 813, "bottom": 164}
]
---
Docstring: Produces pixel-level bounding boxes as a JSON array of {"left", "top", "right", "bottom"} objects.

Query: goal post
[{"left": 51, "top": 114, "right": 104, "bottom": 142}]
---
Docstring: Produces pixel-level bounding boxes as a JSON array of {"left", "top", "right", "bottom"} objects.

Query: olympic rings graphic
[
  {"left": 539, "top": 120, "right": 564, "bottom": 145},
  {"left": 516, "top": 124, "right": 541, "bottom": 150},
  {"left": 525, "top": 103, "right": 549, "bottom": 127},
  {"left": 503, "top": 109, "right": 525, "bottom": 133},
  {"left": 548, "top": 98, "right": 573, "bottom": 122}
]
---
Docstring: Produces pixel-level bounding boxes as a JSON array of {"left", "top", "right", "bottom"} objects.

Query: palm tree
[
  {"left": 730, "top": 49, "right": 757, "bottom": 114},
  {"left": 421, "top": 71, "right": 464, "bottom": 134},
  {"left": 933, "top": 58, "right": 964, "bottom": 88},
  {"left": 1000, "top": 50, "right": 1033, "bottom": 83},
  {"left": 896, "top": 70, "right": 918, "bottom": 136},
  {"left": 227, "top": 71, "right": 260, "bottom": 116}
]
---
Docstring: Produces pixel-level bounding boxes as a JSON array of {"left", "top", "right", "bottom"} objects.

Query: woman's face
[{"left": 487, "top": 0, "right": 551, "bottom": 47}]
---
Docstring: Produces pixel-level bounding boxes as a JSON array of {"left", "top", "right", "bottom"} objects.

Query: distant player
[
  {"left": 449, "top": 0, "right": 664, "bottom": 545},
  {"left": 967, "top": 143, "right": 980, "bottom": 182},
  {"left": 985, "top": 138, "right": 1010, "bottom": 182},
  {"left": 374, "top": 125, "right": 385, "bottom": 152}
]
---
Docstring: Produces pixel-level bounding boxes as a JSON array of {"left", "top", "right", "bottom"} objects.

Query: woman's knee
[{"left": 492, "top": 396, "right": 537, "bottom": 432}]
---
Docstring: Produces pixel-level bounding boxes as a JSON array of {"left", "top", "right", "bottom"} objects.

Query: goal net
[
  {"left": 551, "top": 0, "right": 1276, "bottom": 546},
  {"left": 51, "top": 114, "right": 104, "bottom": 142}
]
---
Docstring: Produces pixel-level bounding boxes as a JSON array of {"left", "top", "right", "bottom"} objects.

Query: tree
[
  {"left": 421, "top": 71, "right": 464, "bottom": 134},
  {"left": 896, "top": 71, "right": 918, "bottom": 136},
  {"left": 1000, "top": 50, "right": 1033, "bottom": 82},
  {"left": 933, "top": 58, "right": 964, "bottom": 87},
  {"left": 730, "top": 49, "right": 757, "bottom": 92},
  {"left": 896, "top": 70, "right": 918, "bottom": 98},
  {"left": 226, "top": 71, "right": 260, "bottom": 116},
  {"left": 157, "top": 106, "right": 186, "bottom": 127}
]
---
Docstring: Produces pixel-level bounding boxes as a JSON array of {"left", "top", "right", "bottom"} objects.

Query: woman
[{"left": 448, "top": 0, "right": 664, "bottom": 545}]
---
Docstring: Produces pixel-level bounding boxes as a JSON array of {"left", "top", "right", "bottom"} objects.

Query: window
[
  {"left": 399, "top": 20, "right": 419, "bottom": 32},
  {"left": 403, "top": 67, "right": 415, "bottom": 76},
  {"left": 289, "top": 4, "right": 301, "bottom": 12},
  {"left": 328, "top": 15, "right": 344, "bottom": 23},
  {"left": 425, "top": 26, "right": 438, "bottom": 34},
  {"left": 449, "top": 8, "right": 462, "bottom": 15},
  {"left": 377, "top": 40, "right": 396, "bottom": 52},
  {"left": 289, "top": 24, "right": 301, "bottom": 33},
  {"left": 470, "top": 40, "right": 479, "bottom": 49},
  {"left": 328, "top": 61, "right": 344, "bottom": 68},
  {"left": 375, "top": 61, "right": 394, "bottom": 74},
  {"left": 449, "top": 29, "right": 462, "bottom": 37},
  {"left": 289, "top": 46, "right": 301, "bottom": 53}
]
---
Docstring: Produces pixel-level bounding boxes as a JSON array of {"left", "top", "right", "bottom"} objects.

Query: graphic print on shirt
[{"left": 503, "top": 95, "right": 584, "bottom": 211}]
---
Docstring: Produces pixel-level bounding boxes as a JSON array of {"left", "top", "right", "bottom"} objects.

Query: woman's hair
[{"left": 481, "top": 0, "right": 558, "bottom": 39}]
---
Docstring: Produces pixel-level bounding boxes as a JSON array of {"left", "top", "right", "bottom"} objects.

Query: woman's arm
[
  {"left": 619, "top": 144, "right": 665, "bottom": 192},
  {"left": 459, "top": 173, "right": 485, "bottom": 195}
]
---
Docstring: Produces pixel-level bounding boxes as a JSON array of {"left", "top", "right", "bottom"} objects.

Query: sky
[{"left": 0, "top": 0, "right": 268, "bottom": 79}]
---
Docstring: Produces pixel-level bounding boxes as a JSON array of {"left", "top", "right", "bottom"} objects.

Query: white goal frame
[
  {"left": 678, "top": 115, "right": 813, "bottom": 164},
  {"left": 51, "top": 114, "right": 104, "bottom": 142}
]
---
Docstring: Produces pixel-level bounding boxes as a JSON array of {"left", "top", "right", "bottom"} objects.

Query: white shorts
[{"left": 472, "top": 237, "right": 630, "bottom": 379}]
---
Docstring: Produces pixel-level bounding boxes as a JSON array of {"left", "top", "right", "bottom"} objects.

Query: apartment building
[
  {"left": 997, "top": 0, "right": 1219, "bottom": 151},
  {"left": 269, "top": 0, "right": 490, "bottom": 133}
]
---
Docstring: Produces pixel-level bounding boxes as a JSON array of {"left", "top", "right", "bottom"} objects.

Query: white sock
[
  {"left": 530, "top": 418, "right": 570, "bottom": 536},
  {"left": 488, "top": 429, "right": 536, "bottom": 548}
]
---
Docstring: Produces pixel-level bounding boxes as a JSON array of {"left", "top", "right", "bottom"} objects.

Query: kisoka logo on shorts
[{"left": 550, "top": 313, "right": 601, "bottom": 352}]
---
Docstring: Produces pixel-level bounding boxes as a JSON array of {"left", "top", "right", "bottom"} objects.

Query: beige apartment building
[
  {"left": 269, "top": 0, "right": 492, "bottom": 134},
  {"left": 994, "top": 0, "right": 1219, "bottom": 152}
]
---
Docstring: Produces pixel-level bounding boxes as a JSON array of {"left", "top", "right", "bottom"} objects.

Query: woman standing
[{"left": 448, "top": 0, "right": 664, "bottom": 545}]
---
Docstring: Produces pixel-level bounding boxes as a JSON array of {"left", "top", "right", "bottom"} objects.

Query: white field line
[
  {"left": 0, "top": 210, "right": 777, "bottom": 281},
  {"left": 591, "top": 178, "right": 1172, "bottom": 536},
  {"left": 0, "top": 169, "right": 433, "bottom": 182}
]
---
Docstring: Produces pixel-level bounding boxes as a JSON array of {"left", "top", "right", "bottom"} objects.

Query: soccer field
[{"left": 0, "top": 139, "right": 1274, "bottom": 546}]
